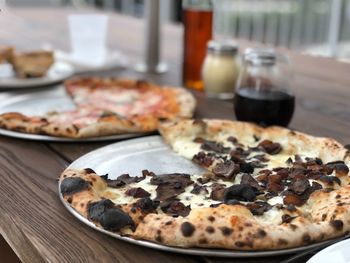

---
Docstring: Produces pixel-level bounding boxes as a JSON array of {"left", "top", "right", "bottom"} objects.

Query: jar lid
[
  {"left": 244, "top": 48, "right": 276, "bottom": 65},
  {"left": 207, "top": 40, "right": 238, "bottom": 55}
]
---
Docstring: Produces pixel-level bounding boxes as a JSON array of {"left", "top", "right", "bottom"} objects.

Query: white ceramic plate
[
  {"left": 307, "top": 239, "right": 350, "bottom": 263},
  {"left": 0, "top": 61, "right": 74, "bottom": 89}
]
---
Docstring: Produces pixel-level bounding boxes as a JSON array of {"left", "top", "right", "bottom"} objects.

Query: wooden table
[{"left": 0, "top": 7, "right": 350, "bottom": 263}]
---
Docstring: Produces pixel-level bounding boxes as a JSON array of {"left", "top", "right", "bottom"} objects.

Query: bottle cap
[
  {"left": 207, "top": 40, "right": 238, "bottom": 55},
  {"left": 244, "top": 48, "right": 276, "bottom": 65}
]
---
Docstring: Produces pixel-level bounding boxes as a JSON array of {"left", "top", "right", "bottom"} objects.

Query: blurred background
[{"left": 3, "top": 0, "right": 350, "bottom": 61}]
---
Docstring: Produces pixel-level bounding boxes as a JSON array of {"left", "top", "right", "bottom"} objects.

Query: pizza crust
[
  {"left": 60, "top": 168, "right": 350, "bottom": 250},
  {"left": 159, "top": 119, "right": 349, "bottom": 164}
]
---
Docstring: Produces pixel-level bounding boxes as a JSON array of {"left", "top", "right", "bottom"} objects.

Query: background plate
[
  {"left": 307, "top": 239, "right": 350, "bottom": 263},
  {"left": 0, "top": 61, "right": 74, "bottom": 89},
  {"left": 0, "top": 86, "right": 151, "bottom": 142},
  {"left": 59, "top": 136, "right": 341, "bottom": 257}
]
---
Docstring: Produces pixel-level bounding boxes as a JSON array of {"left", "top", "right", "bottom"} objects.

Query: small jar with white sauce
[{"left": 202, "top": 40, "right": 239, "bottom": 99}]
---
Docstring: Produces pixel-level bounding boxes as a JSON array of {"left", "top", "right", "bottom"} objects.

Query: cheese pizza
[{"left": 0, "top": 78, "right": 195, "bottom": 138}]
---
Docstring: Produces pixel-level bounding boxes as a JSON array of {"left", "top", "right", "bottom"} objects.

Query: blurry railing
[
  {"left": 6, "top": 0, "right": 350, "bottom": 58},
  {"left": 214, "top": 0, "right": 350, "bottom": 57}
]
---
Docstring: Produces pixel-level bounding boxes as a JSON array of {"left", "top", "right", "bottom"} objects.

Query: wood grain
[
  {"left": 0, "top": 7, "right": 350, "bottom": 263},
  {"left": 0, "top": 136, "right": 197, "bottom": 263}
]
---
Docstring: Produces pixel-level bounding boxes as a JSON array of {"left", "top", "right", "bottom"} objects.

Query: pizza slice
[
  {"left": 64, "top": 78, "right": 196, "bottom": 132},
  {"left": 0, "top": 108, "right": 139, "bottom": 138},
  {"left": 0, "top": 78, "right": 196, "bottom": 138}
]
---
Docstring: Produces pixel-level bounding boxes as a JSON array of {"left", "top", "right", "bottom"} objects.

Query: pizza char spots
[{"left": 181, "top": 222, "right": 195, "bottom": 237}]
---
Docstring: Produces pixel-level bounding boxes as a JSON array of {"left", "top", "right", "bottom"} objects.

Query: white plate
[
  {"left": 59, "top": 136, "right": 342, "bottom": 257},
  {"left": 0, "top": 61, "right": 74, "bottom": 89},
  {"left": 307, "top": 239, "right": 350, "bottom": 263}
]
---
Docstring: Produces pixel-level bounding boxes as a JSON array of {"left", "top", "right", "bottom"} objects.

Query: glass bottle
[
  {"left": 182, "top": 0, "right": 213, "bottom": 90},
  {"left": 234, "top": 48, "right": 295, "bottom": 127},
  {"left": 202, "top": 40, "right": 239, "bottom": 99}
]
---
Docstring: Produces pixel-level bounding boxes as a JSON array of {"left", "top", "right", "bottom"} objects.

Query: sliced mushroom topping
[
  {"left": 192, "top": 151, "right": 214, "bottom": 167},
  {"left": 240, "top": 162, "right": 255, "bottom": 173},
  {"left": 258, "top": 140, "right": 282, "bottom": 155},
  {"left": 326, "top": 161, "right": 349, "bottom": 177},
  {"left": 160, "top": 200, "right": 191, "bottom": 217},
  {"left": 289, "top": 178, "right": 310, "bottom": 194},
  {"left": 105, "top": 173, "right": 146, "bottom": 188},
  {"left": 240, "top": 174, "right": 263, "bottom": 191},
  {"left": 142, "top": 170, "right": 156, "bottom": 177},
  {"left": 212, "top": 161, "right": 239, "bottom": 180},
  {"left": 268, "top": 182, "right": 284, "bottom": 194},
  {"left": 224, "top": 184, "right": 257, "bottom": 203},
  {"left": 246, "top": 201, "right": 272, "bottom": 216},
  {"left": 191, "top": 183, "right": 209, "bottom": 195},
  {"left": 200, "top": 140, "right": 230, "bottom": 153},
  {"left": 134, "top": 197, "right": 159, "bottom": 213},
  {"left": 125, "top": 187, "right": 151, "bottom": 198},
  {"left": 210, "top": 183, "right": 227, "bottom": 201},
  {"left": 197, "top": 173, "right": 213, "bottom": 184},
  {"left": 150, "top": 173, "right": 193, "bottom": 201},
  {"left": 318, "top": 175, "right": 341, "bottom": 186},
  {"left": 283, "top": 193, "right": 304, "bottom": 206}
]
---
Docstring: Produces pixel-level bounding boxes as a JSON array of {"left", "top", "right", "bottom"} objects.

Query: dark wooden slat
[{"left": 0, "top": 136, "right": 198, "bottom": 263}]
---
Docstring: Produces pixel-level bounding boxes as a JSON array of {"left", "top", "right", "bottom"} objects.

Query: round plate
[
  {"left": 0, "top": 87, "right": 151, "bottom": 142},
  {"left": 307, "top": 239, "right": 350, "bottom": 263},
  {"left": 0, "top": 61, "right": 74, "bottom": 89},
  {"left": 59, "top": 136, "right": 342, "bottom": 257}
]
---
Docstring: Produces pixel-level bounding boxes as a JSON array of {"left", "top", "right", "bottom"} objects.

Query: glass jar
[
  {"left": 234, "top": 48, "right": 295, "bottom": 127},
  {"left": 182, "top": 0, "right": 213, "bottom": 90},
  {"left": 202, "top": 40, "right": 239, "bottom": 99}
]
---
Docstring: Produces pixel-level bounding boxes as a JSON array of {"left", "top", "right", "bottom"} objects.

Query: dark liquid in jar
[
  {"left": 234, "top": 88, "right": 295, "bottom": 127},
  {"left": 183, "top": 8, "right": 213, "bottom": 90}
]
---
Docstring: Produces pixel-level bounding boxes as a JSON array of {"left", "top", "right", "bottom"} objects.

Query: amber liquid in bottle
[{"left": 183, "top": 8, "right": 213, "bottom": 90}]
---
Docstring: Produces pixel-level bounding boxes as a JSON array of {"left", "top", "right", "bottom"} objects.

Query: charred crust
[
  {"left": 207, "top": 216, "right": 215, "bottom": 222},
  {"left": 256, "top": 229, "right": 267, "bottom": 238},
  {"left": 60, "top": 177, "right": 90, "bottom": 196},
  {"left": 165, "top": 220, "right": 173, "bottom": 225},
  {"left": 84, "top": 168, "right": 96, "bottom": 174},
  {"left": 206, "top": 226, "right": 215, "bottom": 234},
  {"left": 219, "top": 227, "right": 233, "bottom": 236},
  {"left": 330, "top": 220, "right": 344, "bottom": 231},
  {"left": 321, "top": 214, "right": 327, "bottom": 221},
  {"left": 181, "top": 222, "right": 195, "bottom": 237}
]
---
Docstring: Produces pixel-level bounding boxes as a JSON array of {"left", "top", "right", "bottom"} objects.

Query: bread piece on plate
[
  {"left": 11, "top": 51, "right": 54, "bottom": 78},
  {"left": 0, "top": 46, "right": 14, "bottom": 63}
]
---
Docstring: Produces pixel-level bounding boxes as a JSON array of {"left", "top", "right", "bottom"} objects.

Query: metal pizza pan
[{"left": 59, "top": 136, "right": 340, "bottom": 257}]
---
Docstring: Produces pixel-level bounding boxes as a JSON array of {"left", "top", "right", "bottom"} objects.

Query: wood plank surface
[
  {"left": 0, "top": 136, "right": 197, "bottom": 263},
  {"left": 0, "top": 7, "right": 349, "bottom": 263}
]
